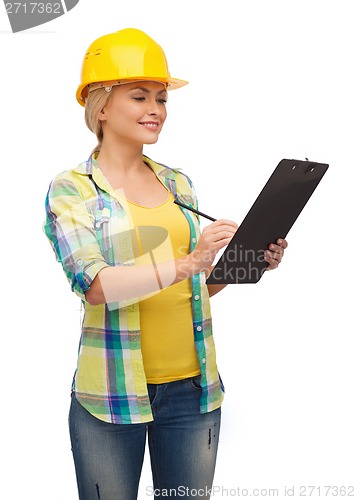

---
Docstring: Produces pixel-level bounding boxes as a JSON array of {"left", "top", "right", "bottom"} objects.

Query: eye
[
  {"left": 133, "top": 97, "right": 146, "bottom": 102},
  {"left": 157, "top": 98, "right": 168, "bottom": 104}
]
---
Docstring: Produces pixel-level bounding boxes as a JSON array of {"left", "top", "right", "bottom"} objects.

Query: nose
[{"left": 147, "top": 97, "right": 161, "bottom": 116}]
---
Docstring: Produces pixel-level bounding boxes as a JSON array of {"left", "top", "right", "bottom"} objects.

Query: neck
[{"left": 96, "top": 136, "right": 146, "bottom": 178}]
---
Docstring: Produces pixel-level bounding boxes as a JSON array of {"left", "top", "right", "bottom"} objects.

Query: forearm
[
  {"left": 207, "top": 283, "right": 228, "bottom": 297},
  {"left": 85, "top": 218, "right": 239, "bottom": 305},
  {"left": 86, "top": 254, "right": 203, "bottom": 305},
  {"left": 205, "top": 266, "right": 228, "bottom": 297}
]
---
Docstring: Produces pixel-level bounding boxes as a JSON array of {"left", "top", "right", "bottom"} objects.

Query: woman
[{"left": 44, "top": 28, "right": 287, "bottom": 500}]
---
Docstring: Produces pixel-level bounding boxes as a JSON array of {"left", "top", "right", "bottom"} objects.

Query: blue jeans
[{"left": 69, "top": 376, "right": 221, "bottom": 500}]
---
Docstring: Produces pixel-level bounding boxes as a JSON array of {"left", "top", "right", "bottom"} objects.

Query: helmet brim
[{"left": 76, "top": 77, "right": 189, "bottom": 107}]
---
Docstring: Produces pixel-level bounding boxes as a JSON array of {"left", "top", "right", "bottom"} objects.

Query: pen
[{"left": 173, "top": 200, "right": 217, "bottom": 222}]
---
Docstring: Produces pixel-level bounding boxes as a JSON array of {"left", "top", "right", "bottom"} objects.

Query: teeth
[{"left": 140, "top": 123, "right": 158, "bottom": 128}]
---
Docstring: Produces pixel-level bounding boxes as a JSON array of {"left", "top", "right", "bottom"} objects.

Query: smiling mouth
[{"left": 139, "top": 122, "right": 160, "bottom": 130}]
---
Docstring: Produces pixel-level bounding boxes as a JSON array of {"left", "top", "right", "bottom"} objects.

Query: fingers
[
  {"left": 211, "top": 228, "right": 237, "bottom": 242},
  {"left": 194, "top": 220, "right": 238, "bottom": 268},
  {"left": 276, "top": 238, "right": 288, "bottom": 249},
  {"left": 201, "top": 220, "right": 238, "bottom": 245},
  {"left": 211, "top": 219, "right": 239, "bottom": 231},
  {"left": 264, "top": 251, "right": 280, "bottom": 270},
  {"left": 265, "top": 238, "right": 288, "bottom": 270},
  {"left": 208, "top": 220, "right": 239, "bottom": 239}
]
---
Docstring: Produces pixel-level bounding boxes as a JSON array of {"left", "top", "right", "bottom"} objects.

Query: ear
[{"left": 98, "top": 106, "right": 107, "bottom": 122}]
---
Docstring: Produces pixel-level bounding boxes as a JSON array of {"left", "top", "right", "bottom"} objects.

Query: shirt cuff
[{"left": 72, "top": 259, "right": 109, "bottom": 300}]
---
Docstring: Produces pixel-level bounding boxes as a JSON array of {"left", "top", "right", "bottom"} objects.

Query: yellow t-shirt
[{"left": 122, "top": 189, "right": 200, "bottom": 384}]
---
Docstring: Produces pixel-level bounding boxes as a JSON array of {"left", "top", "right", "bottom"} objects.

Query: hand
[
  {"left": 264, "top": 238, "right": 288, "bottom": 270},
  {"left": 190, "top": 219, "right": 239, "bottom": 275}
]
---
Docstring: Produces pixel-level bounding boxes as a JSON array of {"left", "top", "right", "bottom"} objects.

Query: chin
[{"left": 143, "top": 136, "right": 160, "bottom": 145}]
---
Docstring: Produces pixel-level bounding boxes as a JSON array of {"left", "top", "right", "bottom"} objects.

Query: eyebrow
[{"left": 129, "top": 86, "right": 168, "bottom": 95}]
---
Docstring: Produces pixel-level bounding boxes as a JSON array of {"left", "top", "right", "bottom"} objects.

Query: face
[{"left": 98, "top": 81, "right": 168, "bottom": 146}]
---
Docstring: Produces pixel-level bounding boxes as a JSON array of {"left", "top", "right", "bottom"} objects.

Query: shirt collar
[{"left": 72, "top": 152, "right": 177, "bottom": 182}]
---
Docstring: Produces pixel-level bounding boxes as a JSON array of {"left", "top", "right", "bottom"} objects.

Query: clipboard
[{"left": 206, "top": 158, "right": 329, "bottom": 285}]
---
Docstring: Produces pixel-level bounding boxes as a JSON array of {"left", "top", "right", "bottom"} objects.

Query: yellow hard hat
[{"left": 76, "top": 28, "right": 188, "bottom": 106}]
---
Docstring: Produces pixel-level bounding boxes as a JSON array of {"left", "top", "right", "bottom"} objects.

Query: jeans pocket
[{"left": 190, "top": 375, "right": 202, "bottom": 391}]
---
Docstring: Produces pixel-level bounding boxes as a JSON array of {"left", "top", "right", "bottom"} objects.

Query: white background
[{"left": 1, "top": 0, "right": 355, "bottom": 498}]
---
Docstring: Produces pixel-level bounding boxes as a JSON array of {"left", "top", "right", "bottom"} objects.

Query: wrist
[
  {"left": 187, "top": 250, "right": 212, "bottom": 277},
  {"left": 173, "top": 254, "right": 201, "bottom": 283}
]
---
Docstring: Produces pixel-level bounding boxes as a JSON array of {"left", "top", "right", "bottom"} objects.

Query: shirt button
[
  {"left": 95, "top": 221, "right": 101, "bottom": 229},
  {"left": 194, "top": 294, "right": 200, "bottom": 301},
  {"left": 192, "top": 237, "right": 197, "bottom": 243},
  {"left": 197, "top": 326, "right": 202, "bottom": 331},
  {"left": 202, "top": 358, "right": 206, "bottom": 364},
  {"left": 76, "top": 259, "right": 84, "bottom": 267}
]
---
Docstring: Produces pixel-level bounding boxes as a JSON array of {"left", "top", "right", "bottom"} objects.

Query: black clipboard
[{"left": 206, "top": 158, "right": 329, "bottom": 285}]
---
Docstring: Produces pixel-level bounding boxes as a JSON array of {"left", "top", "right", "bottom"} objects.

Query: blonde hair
[{"left": 84, "top": 88, "right": 113, "bottom": 154}]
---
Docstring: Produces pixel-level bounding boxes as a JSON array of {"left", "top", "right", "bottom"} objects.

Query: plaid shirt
[{"left": 44, "top": 153, "right": 224, "bottom": 424}]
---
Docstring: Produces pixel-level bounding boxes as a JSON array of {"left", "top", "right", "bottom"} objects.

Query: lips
[{"left": 139, "top": 121, "right": 160, "bottom": 130}]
